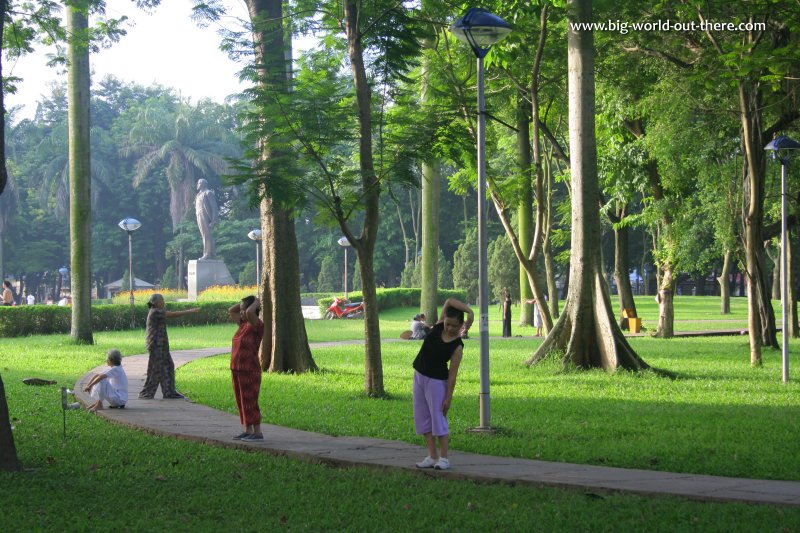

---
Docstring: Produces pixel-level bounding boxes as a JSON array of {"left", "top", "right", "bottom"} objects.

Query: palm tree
[{"left": 123, "top": 98, "right": 234, "bottom": 230}]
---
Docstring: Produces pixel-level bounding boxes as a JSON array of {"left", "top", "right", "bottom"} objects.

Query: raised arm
[
  {"left": 243, "top": 297, "right": 262, "bottom": 327},
  {"left": 439, "top": 298, "right": 474, "bottom": 330},
  {"left": 228, "top": 302, "right": 242, "bottom": 321}
]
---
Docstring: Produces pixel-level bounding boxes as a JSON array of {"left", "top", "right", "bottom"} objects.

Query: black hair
[
  {"left": 241, "top": 295, "right": 260, "bottom": 315},
  {"left": 3, "top": 280, "right": 11, "bottom": 289},
  {"left": 444, "top": 306, "right": 464, "bottom": 324},
  {"left": 147, "top": 293, "right": 164, "bottom": 309}
]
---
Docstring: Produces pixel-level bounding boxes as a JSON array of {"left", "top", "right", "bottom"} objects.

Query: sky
[{"left": 5, "top": 0, "right": 253, "bottom": 120}]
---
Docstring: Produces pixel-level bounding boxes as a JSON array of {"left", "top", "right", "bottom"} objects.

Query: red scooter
[{"left": 325, "top": 296, "right": 365, "bottom": 319}]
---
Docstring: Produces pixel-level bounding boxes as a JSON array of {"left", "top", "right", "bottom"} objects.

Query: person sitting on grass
[
  {"left": 83, "top": 349, "right": 128, "bottom": 413},
  {"left": 412, "top": 298, "right": 473, "bottom": 471},
  {"left": 410, "top": 313, "right": 431, "bottom": 340}
]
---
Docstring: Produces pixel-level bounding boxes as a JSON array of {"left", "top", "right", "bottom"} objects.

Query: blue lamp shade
[
  {"left": 765, "top": 135, "right": 800, "bottom": 151},
  {"left": 765, "top": 135, "right": 800, "bottom": 163},
  {"left": 118, "top": 217, "right": 142, "bottom": 233},
  {"left": 450, "top": 8, "right": 512, "bottom": 58},
  {"left": 58, "top": 267, "right": 69, "bottom": 276},
  {"left": 248, "top": 229, "right": 262, "bottom": 241}
]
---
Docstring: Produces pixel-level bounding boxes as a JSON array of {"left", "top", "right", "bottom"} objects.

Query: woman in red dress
[{"left": 228, "top": 295, "right": 265, "bottom": 441}]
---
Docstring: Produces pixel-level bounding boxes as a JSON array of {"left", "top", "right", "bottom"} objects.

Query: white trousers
[{"left": 90, "top": 380, "right": 125, "bottom": 406}]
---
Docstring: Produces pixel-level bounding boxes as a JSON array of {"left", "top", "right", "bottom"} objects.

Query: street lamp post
[
  {"left": 118, "top": 217, "right": 142, "bottom": 327},
  {"left": 450, "top": 8, "right": 512, "bottom": 430},
  {"left": 337, "top": 237, "right": 352, "bottom": 300},
  {"left": 248, "top": 229, "right": 263, "bottom": 285},
  {"left": 765, "top": 135, "right": 800, "bottom": 384}
]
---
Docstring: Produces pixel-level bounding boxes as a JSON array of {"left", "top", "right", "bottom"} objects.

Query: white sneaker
[
  {"left": 434, "top": 458, "right": 450, "bottom": 470},
  {"left": 416, "top": 456, "right": 437, "bottom": 469}
]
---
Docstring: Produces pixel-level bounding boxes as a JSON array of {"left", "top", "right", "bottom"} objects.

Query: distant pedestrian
[
  {"left": 2, "top": 281, "right": 14, "bottom": 306},
  {"left": 139, "top": 294, "right": 200, "bottom": 400},
  {"left": 228, "top": 295, "right": 265, "bottom": 442},
  {"left": 413, "top": 298, "right": 473, "bottom": 471},
  {"left": 26, "top": 293, "right": 35, "bottom": 305},
  {"left": 526, "top": 297, "right": 543, "bottom": 337},
  {"left": 84, "top": 349, "right": 128, "bottom": 412},
  {"left": 502, "top": 288, "right": 512, "bottom": 338}
]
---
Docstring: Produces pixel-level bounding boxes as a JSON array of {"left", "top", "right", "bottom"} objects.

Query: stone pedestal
[{"left": 187, "top": 259, "right": 235, "bottom": 301}]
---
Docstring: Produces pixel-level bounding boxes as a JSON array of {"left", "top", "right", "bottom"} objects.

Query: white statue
[{"left": 195, "top": 179, "right": 219, "bottom": 260}]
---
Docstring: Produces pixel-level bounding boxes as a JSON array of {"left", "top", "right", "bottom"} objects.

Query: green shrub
[
  {"left": 317, "top": 288, "right": 467, "bottom": 316},
  {"left": 0, "top": 302, "right": 234, "bottom": 338}
]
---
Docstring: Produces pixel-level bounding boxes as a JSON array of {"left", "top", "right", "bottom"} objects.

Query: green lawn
[{"left": 2, "top": 297, "right": 799, "bottom": 530}]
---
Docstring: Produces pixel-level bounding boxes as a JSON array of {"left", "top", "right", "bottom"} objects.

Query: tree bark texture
[
  {"left": 717, "top": 250, "right": 732, "bottom": 314},
  {"left": 788, "top": 228, "right": 799, "bottom": 338},
  {"left": 419, "top": 31, "right": 440, "bottom": 325},
  {"left": 0, "top": 373, "right": 21, "bottom": 471},
  {"left": 739, "top": 82, "right": 777, "bottom": 365},
  {"left": 420, "top": 159, "right": 440, "bottom": 324},
  {"left": 768, "top": 243, "right": 780, "bottom": 300},
  {"left": 260, "top": 197, "right": 317, "bottom": 372},
  {"left": 344, "top": 0, "right": 384, "bottom": 396},
  {"left": 67, "top": 0, "right": 93, "bottom": 344},
  {"left": 527, "top": 0, "right": 648, "bottom": 371},
  {"left": 612, "top": 213, "right": 637, "bottom": 319},
  {"left": 516, "top": 95, "right": 534, "bottom": 326},
  {"left": 0, "top": 0, "right": 7, "bottom": 197},
  {"left": 654, "top": 267, "right": 675, "bottom": 338},
  {"left": 247, "top": 0, "right": 316, "bottom": 373},
  {"left": 543, "top": 155, "right": 559, "bottom": 319}
]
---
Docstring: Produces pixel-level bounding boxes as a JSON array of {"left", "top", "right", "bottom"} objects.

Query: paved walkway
[{"left": 74, "top": 346, "right": 800, "bottom": 507}]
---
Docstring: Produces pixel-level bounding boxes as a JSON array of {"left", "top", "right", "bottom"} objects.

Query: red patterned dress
[{"left": 230, "top": 318, "right": 265, "bottom": 426}]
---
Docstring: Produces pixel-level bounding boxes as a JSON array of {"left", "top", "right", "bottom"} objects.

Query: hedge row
[
  {"left": 0, "top": 288, "right": 468, "bottom": 337},
  {"left": 317, "top": 288, "right": 467, "bottom": 316},
  {"left": 0, "top": 302, "right": 234, "bottom": 338}
]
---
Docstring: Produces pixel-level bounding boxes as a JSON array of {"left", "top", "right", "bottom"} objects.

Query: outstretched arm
[{"left": 165, "top": 307, "right": 201, "bottom": 318}]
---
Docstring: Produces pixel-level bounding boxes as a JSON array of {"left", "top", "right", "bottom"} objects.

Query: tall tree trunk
[
  {"left": 527, "top": 0, "right": 647, "bottom": 371},
  {"left": 543, "top": 153, "right": 559, "bottom": 319},
  {"left": 0, "top": 374, "right": 20, "bottom": 471},
  {"left": 0, "top": 0, "right": 6, "bottom": 197},
  {"left": 419, "top": 25, "right": 440, "bottom": 324},
  {"left": 611, "top": 207, "right": 636, "bottom": 318},
  {"left": 768, "top": 243, "right": 780, "bottom": 300},
  {"left": 491, "top": 7, "right": 552, "bottom": 333},
  {"left": 717, "top": 249, "right": 732, "bottom": 314},
  {"left": 247, "top": 0, "right": 316, "bottom": 373},
  {"left": 516, "top": 95, "right": 534, "bottom": 326},
  {"left": 420, "top": 159, "right": 439, "bottom": 323},
  {"left": 654, "top": 267, "right": 675, "bottom": 338},
  {"left": 789, "top": 227, "right": 799, "bottom": 338},
  {"left": 261, "top": 197, "right": 317, "bottom": 372},
  {"left": 0, "top": 0, "right": 20, "bottom": 472},
  {"left": 344, "top": 0, "right": 383, "bottom": 396},
  {"left": 739, "top": 82, "right": 778, "bottom": 365},
  {"left": 67, "top": 0, "right": 93, "bottom": 344}
]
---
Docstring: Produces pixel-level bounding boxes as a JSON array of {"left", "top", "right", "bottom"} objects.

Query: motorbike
[{"left": 325, "top": 296, "right": 365, "bottom": 319}]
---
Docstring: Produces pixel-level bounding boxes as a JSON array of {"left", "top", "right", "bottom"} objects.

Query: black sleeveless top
[{"left": 412, "top": 323, "right": 464, "bottom": 380}]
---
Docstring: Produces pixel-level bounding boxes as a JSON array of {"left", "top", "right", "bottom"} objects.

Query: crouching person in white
[{"left": 84, "top": 349, "right": 128, "bottom": 412}]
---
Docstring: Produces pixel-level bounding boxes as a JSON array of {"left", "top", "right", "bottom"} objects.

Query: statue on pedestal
[{"left": 195, "top": 179, "right": 219, "bottom": 260}]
